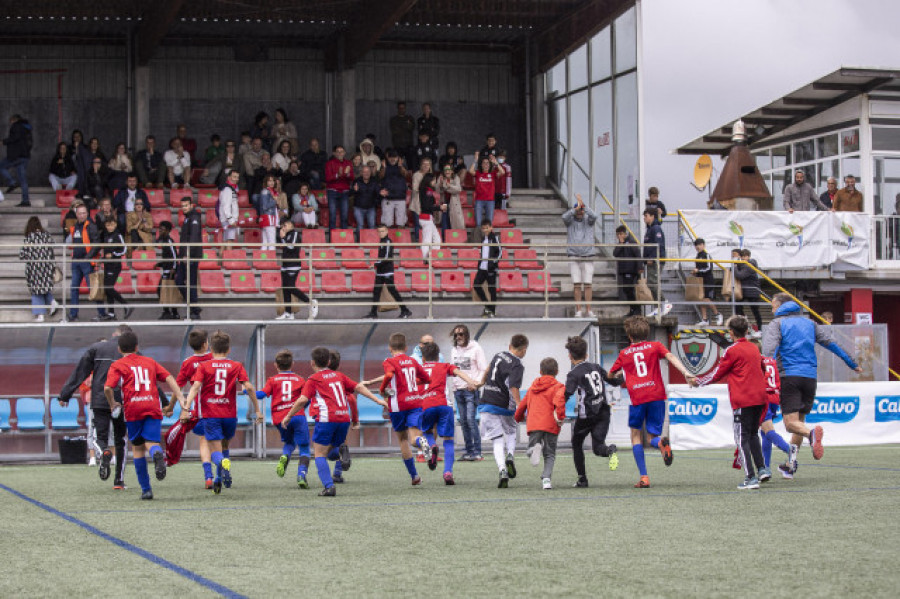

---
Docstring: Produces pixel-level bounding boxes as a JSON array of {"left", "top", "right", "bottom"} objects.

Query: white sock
[
  {"left": 493, "top": 437, "right": 506, "bottom": 471},
  {"left": 505, "top": 433, "right": 516, "bottom": 457}
]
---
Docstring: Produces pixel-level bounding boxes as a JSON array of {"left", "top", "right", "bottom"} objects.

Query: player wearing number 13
[{"left": 104, "top": 331, "right": 185, "bottom": 500}]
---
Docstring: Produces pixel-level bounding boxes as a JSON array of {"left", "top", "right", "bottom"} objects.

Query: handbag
[
  {"left": 721, "top": 268, "right": 743, "bottom": 300},
  {"left": 378, "top": 284, "right": 400, "bottom": 312},
  {"left": 159, "top": 277, "right": 183, "bottom": 305},
  {"left": 635, "top": 276, "right": 654, "bottom": 302},
  {"left": 684, "top": 276, "right": 705, "bottom": 302},
  {"left": 88, "top": 270, "right": 105, "bottom": 301}
]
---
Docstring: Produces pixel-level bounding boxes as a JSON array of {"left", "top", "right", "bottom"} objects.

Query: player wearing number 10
[
  {"left": 104, "top": 331, "right": 185, "bottom": 500},
  {"left": 609, "top": 316, "right": 695, "bottom": 488}
]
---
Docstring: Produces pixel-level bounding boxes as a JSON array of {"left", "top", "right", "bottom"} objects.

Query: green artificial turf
[{"left": 1, "top": 446, "right": 899, "bottom": 598}]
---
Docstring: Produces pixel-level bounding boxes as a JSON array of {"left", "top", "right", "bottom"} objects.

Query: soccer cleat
[
  {"left": 788, "top": 444, "right": 799, "bottom": 472},
  {"left": 498, "top": 469, "right": 509, "bottom": 488},
  {"left": 527, "top": 442, "right": 542, "bottom": 467},
  {"left": 332, "top": 474, "right": 345, "bottom": 484},
  {"left": 608, "top": 444, "right": 619, "bottom": 471},
  {"left": 778, "top": 463, "right": 794, "bottom": 480},
  {"left": 506, "top": 454, "right": 517, "bottom": 479},
  {"left": 810, "top": 425, "right": 825, "bottom": 460},
  {"left": 221, "top": 458, "right": 232, "bottom": 488},
  {"left": 297, "top": 474, "right": 309, "bottom": 489},
  {"left": 319, "top": 486, "right": 336, "bottom": 497},
  {"left": 416, "top": 453, "right": 426, "bottom": 463},
  {"left": 411, "top": 475, "right": 422, "bottom": 486},
  {"left": 758, "top": 467, "right": 772, "bottom": 483},
  {"left": 738, "top": 476, "right": 760, "bottom": 490},
  {"left": 276, "top": 455, "right": 289, "bottom": 478},
  {"left": 542, "top": 478, "right": 552, "bottom": 490},
  {"left": 659, "top": 437, "right": 673, "bottom": 466},
  {"left": 573, "top": 476, "right": 589, "bottom": 488},
  {"left": 99, "top": 449, "right": 112, "bottom": 481},
  {"left": 417, "top": 436, "right": 432, "bottom": 462},
  {"left": 634, "top": 476, "right": 650, "bottom": 488},
  {"left": 205, "top": 478, "right": 213, "bottom": 489},
  {"left": 428, "top": 444, "right": 439, "bottom": 471},
  {"left": 153, "top": 451, "right": 167, "bottom": 481},
  {"left": 309, "top": 299, "right": 319, "bottom": 320},
  {"left": 141, "top": 490, "right": 153, "bottom": 500},
  {"left": 443, "top": 472, "right": 455, "bottom": 485},
  {"left": 339, "top": 444, "right": 352, "bottom": 471},
  {"left": 113, "top": 481, "right": 126, "bottom": 490},
  {"left": 212, "top": 477, "right": 222, "bottom": 494}
]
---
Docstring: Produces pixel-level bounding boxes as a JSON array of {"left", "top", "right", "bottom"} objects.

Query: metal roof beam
[
  {"left": 324, "top": 0, "right": 419, "bottom": 71},
  {"left": 782, "top": 96, "right": 832, "bottom": 106},
  {"left": 136, "top": 0, "right": 186, "bottom": 65}
]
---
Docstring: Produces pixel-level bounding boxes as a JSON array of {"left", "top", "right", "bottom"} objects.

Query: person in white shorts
[{"left": 562, "top": 194, "right": 597, "bottom": 317}]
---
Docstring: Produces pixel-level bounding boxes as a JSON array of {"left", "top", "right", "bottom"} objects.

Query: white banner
[
  {"left": 667, "top": 382, "right": 900, "bottom": 450},
  {"left": 678, "top": 210, "right": 871, "bottom": 270}
]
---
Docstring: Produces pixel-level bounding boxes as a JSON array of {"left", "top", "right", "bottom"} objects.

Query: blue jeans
[
  {"left": 327, "top": 189, "right": 349, "bottom": 230},
  {"left": 353, "top": 206, "right": 376, "bottom": 233},
  {"left": 31, "top": 292, "right": 53, "bottom": 316},
  {"left": 475, "top": 200, "right": 494, "bottom": 228},
  {"left": 70, "top": 262, "right": 102, "bottom": 319},
  {"left": 0, "top": 157, "right": 29, "bottom": 203},
  {"left": 455, "top": 389, "right": 481, "bottom": 456}
]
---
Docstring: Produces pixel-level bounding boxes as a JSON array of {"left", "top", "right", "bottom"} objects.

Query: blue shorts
[
  {"left": 421, "top": 405, "right": 455, "bottom": 438},
  {"left": 126, "top": 417, "right": 162, "bottom": 444},
  {"left": 279, "top": 415, "right": 310, "bottom": 448},
  {"left": 389, "top": 408, "right": 422, "bottom": 433},
  {"left": 192, "top": 418, "right": 205, "bottom": 437},
  {"left": 762, "top": 403, "right": 780, "bottom": 423},
  {"left": 628, "top": 401, "right": 666, "bottom": 437},
  {"left": 312, "top": 421, "right": 351, "bottom": 447},
  {"left": 201, "top": 417, "right": 237, "bottom": 442}
]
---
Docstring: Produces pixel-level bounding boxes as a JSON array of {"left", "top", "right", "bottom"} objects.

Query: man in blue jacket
[
  {"left": 642, "top": 208, "right": 671, "bottom": 316},
  {"left": 761, "top": 293, "right": 860, "bottom": 478}
]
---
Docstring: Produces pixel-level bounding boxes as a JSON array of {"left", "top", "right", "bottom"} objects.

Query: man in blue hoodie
[{"left": 761, "top": 293, "right": 860, "bottom": 478}]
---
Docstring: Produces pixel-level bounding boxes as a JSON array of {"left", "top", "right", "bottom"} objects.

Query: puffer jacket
[{"left": 514, "top": 375, "right": 566, "bottom": 435}]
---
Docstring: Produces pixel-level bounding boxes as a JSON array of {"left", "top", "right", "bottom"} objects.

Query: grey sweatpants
[{"left": 528, "top": 430, "right": 559, "bottom": 480}]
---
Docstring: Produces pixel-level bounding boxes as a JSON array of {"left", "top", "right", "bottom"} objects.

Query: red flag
[{"left": 164, "top": 415, "right": 198, "bottom": 466}]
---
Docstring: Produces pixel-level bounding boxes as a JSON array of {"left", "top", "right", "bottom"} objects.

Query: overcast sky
[{"left": 641, "top": 0, "right": 900, "bottom": 210}]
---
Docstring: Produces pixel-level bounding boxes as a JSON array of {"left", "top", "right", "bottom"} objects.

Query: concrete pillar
[
  {"left": 337, "top": 68, "right": 356, "bottom": 149},
  {"left": 844, "top": 287, "right": 873, "bottom": 324},
  {"left": 135, "top": 66, "right": 151, "bottom": 145}
]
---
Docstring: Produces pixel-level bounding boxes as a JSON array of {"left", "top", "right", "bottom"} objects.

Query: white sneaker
[
  {"left": 527, "top": 442, "right": 542, "bottom": 467},
  {"left": 697, "top": 319, "right": 709, "bottom": 326},
  {"left": 34, "top": 314, "right": 45, "bottom": 323},
  {"left": 49, "top": 300, "right": 60, "bottom": 317},
  {"left": 574, "top": 310, "right": 584, "bottom": 318},
  {"left": 662, "top": 302, "right": 673, "bottom": 316},
  {"left": 586, "top": 310, "right": 596, "bottom": 318},
  {"left": 715, "top": 314, "right": 724, "bottom": 326},
  {"left": 88, "top": 456, "right": 97, "bottom": 467},
  {"left": 542, "top": 477, "right": 552, "bottom": 490},
  {"left": 275, "top": 312, "right": 292, "bottom": 320},
  {"left": 309, "top": 299, "right": 319, "bottom": 320}
]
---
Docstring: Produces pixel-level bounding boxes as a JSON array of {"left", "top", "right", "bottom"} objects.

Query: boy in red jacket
[
  {"left": 514, "top": 358, "right": 566, "bottom": 490},
  {"left": 695, "top": 316, "right": 770, "bottom": 489}
]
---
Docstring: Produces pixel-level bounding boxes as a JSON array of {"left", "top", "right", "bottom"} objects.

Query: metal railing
[{"left": 872, "top": 215, "right": 900, "bottom": 261}]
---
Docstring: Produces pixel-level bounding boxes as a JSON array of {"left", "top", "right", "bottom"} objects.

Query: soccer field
[{"left": 1, "top": 446, "right": 899, "bottom": 598}]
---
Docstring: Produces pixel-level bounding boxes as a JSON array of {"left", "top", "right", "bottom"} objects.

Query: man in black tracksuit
[
  {"left": 473, "top": 221, "right": 502, "bottom": 317},
  {"left": 155, "top": 221, "right": 179, "bottom": 320},
  {"left": 613, "top": 225, "right": 642, "bottom": 316},
  {"left": 175, "top": 196, "right": 203, "bottom": 319},
  {"left": 365, "top": 223, "right": 411, "bottom": 319}
]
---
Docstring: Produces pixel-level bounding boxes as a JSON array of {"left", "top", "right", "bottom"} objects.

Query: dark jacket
[
  {"left": 156, "top": 232, "right": 177, "bottom": 272},
  {"left": 352, "top": 176, "right": 381, "bottom": 210},
  {"left": 281, "top": 171, "right": 304, "bottom": 201},
  {"left": 374, "top": 236, "right": 397, "bottom": 277},
  {"left": 69, "top": 219, "right": 101, "bottom": 262},
  {"left": 645, "top": 199, "right": 667, "bottom": 224},
  {"left": 643, "top": 223, "right": 666, "bottom": 259},
  {"left": 281, "top": 229, "right": 303, "bottom": 269},
  {"left": 734, "top": 257, "right": 761, "bottom": 298},
  {"left": 85, "top": 166, "right": 111, "bottom": 199},
  {"left": 439, "top": 153, "right": 465, "bottom": 172},
  {"left": 419, "top": 186, "right": 440, "bottom": 218},
  {"left": 819, "top": 190, "right": 835, "bottom": 210},
  {"left": 135, "top": 148, "right": 163, "bottom": 172},
  {"left": 695, "top": 250, "right": 714, "bottom": 285},
  {"left": 613, "top": 234, "right": 641, "bottom": 275},
  {"left": 49, "top": 153, "right": 77, "bottom": 178},
  {"left": 99, "top": 229, "right": 127, "bottom": 271},
  {"left": 478, "top": 232, "right": 502, "bottom": 273},
  {"left": 417, "top": 115, "right": 440, "bottom": 140},
  {"left": 179, "top": 208, "right": 203, "bottom": 259},
  {"left": 299, "top": 149, "right": 327, "bottom": 177},
  {"left": 3, "top": 118, "right": 32, "bottom": 160},
  {"left": 381, "top": 163, "right": 408, "bottom": 200},
  {"left": 411, "top": 140, "right": 439, "bottom": 172},
  {"left": 112, "top": 188, "right": 149, "bottom": 215}
]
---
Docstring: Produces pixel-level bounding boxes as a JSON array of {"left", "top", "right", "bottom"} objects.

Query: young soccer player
[
  {"left": 694, "top": 316, "right": 770, "bottom": 489},
  {"left": 309, "top": 350, "right": 354, "bottom": 483},
  {"left": 379, "top": 333, "right": 432, "bottom": 484},
  {"left": 480, "top": 334, "right": 528, "bottom": 488},
  {"left": 175, "top": 329, "right": 217, "bottom": 488},
  {"left": 280, "top": 347, "right": 387, "bottom": 496},
  {"left": 183, "top": 330, "right": 263, "bottom": 494},
  {"left": 565, "top": 335, "right": 622, "bottom": 488},
  {"left": 514, "top": 357, "right": 565, "bottom": 490},
  {"left": 259, "top": 349, "right": 310, "bottom": 488},
  {"left": 761, "top": 354, "right": 792, "bottom": 477},
  {"left": 418, "top": 341, "right": 480, "bottom": 485},
  {"left": 609, "top": 316, "right": 694, "bottom": 488},
  {"left": 104, "top": 330, "right": 185, "bottom": 500}
]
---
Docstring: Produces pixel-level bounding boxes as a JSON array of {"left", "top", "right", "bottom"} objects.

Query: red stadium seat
[
  {"left": 252, "top": 249, "right": 279, "bottom": 270},
  {"left": 400, "top": 249, "right": 425, "bottom": 269},
  {"left": 200, "top": 271, "right": 228, "bottom": 294},
  {"left": 331, "top": 229, "right": 355, "bottom": 244},
  {"left": 205, "top": 210, "right": 222, "bottom": 229},
  {"left": 114, "top": 272, "right": 134, "bottom": 294},
  {"left": 310, "top": 248, "right": 338, "bottom": 270},
  {"left": 55, "top": 189, "right": 77, "bottom": 208},
  {"left": 237, "top": 208, "right": 258, "bottom": 227},
  {"left": 457, "top": 248, "right": 481, "bottom": 269},
  {"left": 341, "top": 248, "right": 369, "bottom": 270},
  {"left": 201, "top": 230, "right": 221, "bottom": 246},
  {"left": 199, "top": 249, "right": 219, "bottom": 270},
  {"left": 459, "top": 190, "right": 471, "bottom": 206},
  {"left": 243, "top": 229, "right": 262, "bottom": 245},
  {"left": 440, "top": 271, "right": 469, "bottom": 293},
  {"left": 463, "top": 208, "right": 476, "bottom": 228},
  {"left": 302, "top": 228, "right": 326, "bottom": 246},
  {"left": 359, "top": 229, "right": 380, "bottom": 247},
  {"left": 527, "top": 272, "right": 559, "bottom": 293},
  {"left": 443, "top": 229, "right": 467, "bottom": 246},
  {"left": 499, "top": 228, "right": 525, "bottom": 248},
  {"left": 351, "top": 271, "right": 374, "bottom": 292},
  {"left": 230, "top": 273, "right": 258, "bottom": 293},
  {"left": 430, "top": 248, "right": 455, "bottom": 269},
  {"left": 131, "top": 249, "right": 156, "bottom": 271},
  {"left": 294, "top": 271, "right": 320, "bottom": 294},
  {"left": 492, "top": 209, "right": 513, "bottom": 228},
  {"left": 169, "top": 188, "right": 193, "bottom": 208},
  {"left": 317, "top": 207, "right": 330, "bottom": 228},
  {"left": 321, "top": 272, "right": 350, "bottom": 293},
  {"left": 144, "top": 188, "right": 167, "bottom": 208},
  {"left": 136, "top": 272, "right": 161, "bottom": 294},
  {"left": 393, "top": 273, "right": 410, "bottom": 293},
  {"left": 198, "top": 189, "right": 218, "bottom": 208},
  {"left": 512, "top": 249, "right": 542, "bottom": 270},
  {"left": 237, "top": 190, "right": 251, "bottom": 207},
  {"left": 390, "top": 229, "right": 412, "bottom": 246},
  {"left": 410, "top": 271, "right": 435, "bottom": 293},
  {"left": 499, "top": 271, "right": 527, "bottom": 293},
  {"left": 260, "top": 272, "right": 281, "bottom": 293},
  {"left": 151, "top": 209, "right": 172, "bottom": 227},
  {"left": 222, "top": 249, "right": 250, "bottom": 270}
]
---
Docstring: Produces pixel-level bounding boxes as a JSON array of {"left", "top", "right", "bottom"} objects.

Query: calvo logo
[
  {"left": 668, "top": 397, "right": 717, "bottom": 425},
  {"left": 807, "top": 396, "right": 859, "bottom": 424},
  {"left": 875, "top": 396, "right": 900, "bottom": 422}
]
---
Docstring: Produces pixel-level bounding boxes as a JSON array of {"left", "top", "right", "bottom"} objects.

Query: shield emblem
[{"left": 673, "top": 333, "right": 717, "bottom": 375}]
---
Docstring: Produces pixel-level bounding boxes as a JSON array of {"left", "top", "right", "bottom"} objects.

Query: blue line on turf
[{"left": 0, "top": 482, "right": 247, "bottom": 599}]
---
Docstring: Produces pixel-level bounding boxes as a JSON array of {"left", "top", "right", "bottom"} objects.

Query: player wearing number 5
[
  {"left": 609, "top": 316, "right": 695, "bottom": 488},
  {"left": 184, "top": 330, "right": 263, "bottom": 494},
  {"left": 104, "top": 330, "right": 186, "bottom": 500}
]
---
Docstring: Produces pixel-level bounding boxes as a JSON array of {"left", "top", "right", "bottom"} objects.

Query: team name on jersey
[{"left": 623, "top": 342, "right": 655, "bottom": 356}]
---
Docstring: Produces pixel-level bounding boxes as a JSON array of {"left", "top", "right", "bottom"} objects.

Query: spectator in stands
[
  {"left": 411, "top": 157, "right": 436, "bottom": 242},
  {"left": 277, "top": 220, "right": 318, "bottom": 321},
  {"left": 495, "top": 149, "right": 512, "bottom": 210},
  {"left": 379, "top": 149, "right": 409, "bottom": 228},
  {"left": 70, "top": 129, "right": 92, "bottom": 196},
  {"left": 0, "top": 114, "right": 33, "bottom": 207},
  {"left": 691, "top": 238, "right": 722, "bottom": 326},
  {"left": 95, "top": 216, "right": 131, "bottom": 321},
  {"left": 418, "top": 172, "right": 445, "bottom": 258},
  {"left": 272, "top": 140, "right": 294, "bottom": 173},
  {"left": 365, "top": 223, "right": 412, "bottom": 319},
  {"left": 645, "top": 187, "right": 667, "bottom": 224},
  {"left": 164, "top": 137, "right": 191, "bottom": 189},
  {"left": 819, "top": 177, "right": 837, "bottom": 210},
  {"left": 219, "top": 169, "right": 241, "bottom": 244},
  {"left": 113, "top": 174, "right": 148, "bottom": 222},
  {"left": 204, "top": 134, "right": 224, "bottom": 164},
  {"left": 251, "top": 111, "right": 271, "bottom": 152},
  {"left": 642, "top": 208, "right": 666, "bottom": 306},
  {"left": 258, "top": 174, "right": 281, "bottom": 251},
  {"left": 49, "top": 141, "right": 78, "bottom": 191},
  {"left": 85, "top": 158, "right": 111, "bottom": 206},
  {"left": 351, "top": 152, "right": 364, "bottom": 179},
  {"left": 94, "top": 197, "right": 118, "bottom": 233},
  {"left": 202, "top": 139, "right": 240, "bottom": 187},
  {"left": 834, "top": 174, "right": 863, "bottom": 212},
  {"left": 273, "top": 178, "right": 290, "bottom": 227},
  {"left": 325, "top": 145, "right": 354, "bottom": 231},
  {"left": 562, "top": 194, "right": 597, "bottom": 318},
  {"left": 238, "top": 131, "right": 252, "bottom": 157},
  {"left": 479, "top": 132, "right": 499, "bottom": 159},
  {"left": 783, "top": 170, "right": 826, "bottom": 213},
  {"left": 434, "top": 163, "right": 464, "bottom": 233},
  {"left": 125, "top": 197, "right": 153, "bottom": 256},
  {"left": 66, "top": 202, "right": 101, "bottom": 322},
  {"left": 418, "top": 103, "right": 440, "bottom": 147},
  {"left": 389, "top": 101, "right": 416, "bottom": 167},
  {"left": 352, "top": 165, "right": 380, "bottom": 234},
  {"left": 438, "top": 141, "right": 466, "bottom": 176},
  {"left": 299, "top": 137, "right": 327, "bottom": 190},
  {"left": 19, "top": 216, "right": 59, "bottom": 322},
  {"left": 412, "top": 131, "right": 438, "bottom": 173},
  {"left": 290, "top": 182, "right": 318, "bottom": 228},
  {"left": 155, "top": 221, "right": 178, "bottom": 320},
  {"left": 107, "top": 143, "right": 132, "bottom": 191},
  {"left": 281, "top": 159, "right": 304, "bottom": 199},
  {"left": 249, "top": 151, "right": 275, "bottom": 210},
  {"left": 134, "top": 135, "right": 165, "bottom": 189},
  {"left": 176, "top": 124, "right": 198, "bottom": 164},
  {"left": 473, "top": 221, "right": 501, "bottom": 318},
  {"left": 450, "top": 324, "right": 487, "bottom": 461},
  {"left": 272, "top": 108, "right": 298, "bottom": 155},
  {"left": 358, "top": 137, "right": 381, "bottom": 172},
  {"left": 613, "top": 225, "right": 642, "bottom": 316},
  {"left": 469, "top": 152, "right": 503, "bottom": 241},
  {"left": 175, "top": 196, "right": 202, "bottom": 320},
  {"left": 734, "top": 249, "right": 763, "bottom": 337}
]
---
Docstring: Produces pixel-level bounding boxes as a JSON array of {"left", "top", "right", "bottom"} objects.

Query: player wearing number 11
[
  {"left": 104, "top": 331, "right": 185, "bottom": 500},
  {"left": 609, "top": 316, "right": 695, "bottom": 488}
]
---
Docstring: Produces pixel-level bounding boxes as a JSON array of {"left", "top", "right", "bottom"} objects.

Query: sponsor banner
[
  {"left": 678, "top": 210, "right": 871, "bottom": 270},
  {"left": 667, "top": 381, "right": 900, "bottom": 450}
]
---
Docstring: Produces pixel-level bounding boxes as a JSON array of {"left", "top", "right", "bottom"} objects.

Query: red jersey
[
  {"left": 380, "top": 354, "right": 430, "bottom": 412},
  {"left": 176, "top": 352, "right": 212, "bottom": 388},
  {"left": 302, "top": 369, "right": 359, "bottom": 424},
  {"left": 762, "top": 356, "right": 780, "bottom": 404},
  {"left": 611, "top": 341, "right": 670, "bottom": 405},
  {"left": 696, "top": 338, "right": 768, "bottom": 409},
  {"left": 494, "top": 163, "right": 512, "bottom": 198},
  {"left": 473, "top": 172, "right": 496, "bottom": 202},
  {"left": 420, "top": 362, "right": 458, "bottom": 410},
  {"left": 191, "top": 358, "right": 249, "bottom": 419},
  {"left": 263, "top": 372, "right": 306, "bottom": 426},
  {"left": 105, "top": 354, "right": 171, "bottom": 422}
]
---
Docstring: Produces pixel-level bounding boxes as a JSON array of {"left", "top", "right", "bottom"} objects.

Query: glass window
[
  {"left": 841, "top": 129, "right": 860, "bottom": 153},
  {"left": 590, "top": 27, "right": 611, "bottom": 83},
  {"left": 570, "top": 90, "right": 590, "bottom": 198},
  {"left": 874, "top": 156, "right": 900, "bottom": 216},
  {"left": 818, "top": 160, "right": 839, "bottom": 190},
  {"left": 753, "top": 150, "right": 772, "bottom": 172},
  {"left": 591, "top": 81, "right": 614, "bottom": 200},
  {"left": 817, "top": 134, "right": 839, "bottom": 158},
  {"left": 568, "top": 45, "right": 588, "bottom": 91},
  {"left": 614, "top": 7, "right": 637, "bottom": 73},
  {"left": 773, "top": 170, "right": 790, "bottom": 198},
  {"left": 551, "top": 98, "right": 568, "bottom": 195},
  {"left": 794, "top": 139, "right": 815, "bottom": 163},
  {"left": 772, "top": 145, "right": 790, "bottom": 169},
  {"left": 841, "top": 156, "right": 861, "bottom": 189},
  {"left": 615, "top": 72, "right": 639, "bottom": 210},
  {"left": 873, "top": 127, "right": 900, "bottom": 151},
  {"left": 547, "top": 60, "right": 565, "bottom": 97}
]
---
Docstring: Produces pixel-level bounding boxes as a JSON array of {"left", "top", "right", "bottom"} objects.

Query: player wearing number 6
[
  {"left": 104, "top": 331, "right": 186, "bottom": 500},
  {"left": 609, "top": 316, "right": 695, "bottom": 488},
  {"left": 184, "top": 330, "right": 263, "bottom": 494}
]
